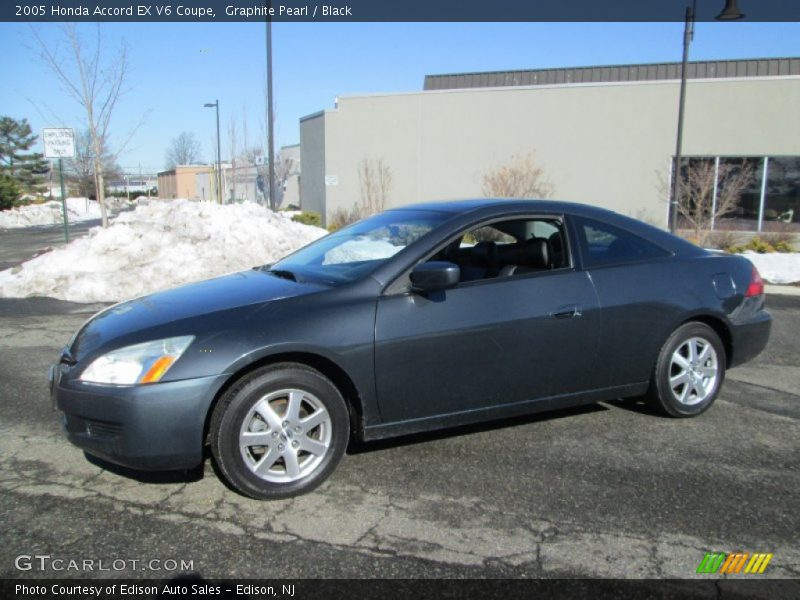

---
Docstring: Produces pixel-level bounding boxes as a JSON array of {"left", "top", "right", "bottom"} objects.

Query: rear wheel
[
  {"left": 209, "top": 363, "right": 349, "bottom": 499},
  {"left": 648, "top": 322, "right": 726, "bottom": 417}
]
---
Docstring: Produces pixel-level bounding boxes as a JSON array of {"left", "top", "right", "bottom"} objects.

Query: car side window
[
  {"left": 576, "top": 217, "right": 669, "bottom": 267},
  {"left": 430, "top": 217, "right": 570, "bottom": 284}
]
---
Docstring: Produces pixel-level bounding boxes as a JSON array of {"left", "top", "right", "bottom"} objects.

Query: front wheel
[
  {"left": 647, "top": 322, "right": 726, "bottom": 417},
  {"left": 209, "top": 364, "right": 349, "bottom": 499}
]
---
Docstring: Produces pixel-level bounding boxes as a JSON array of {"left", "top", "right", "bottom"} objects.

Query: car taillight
[{"left": 745, "top": 265, "right": 764, "bottom": 297}]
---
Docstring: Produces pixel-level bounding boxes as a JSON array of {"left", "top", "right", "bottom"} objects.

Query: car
[{"left": 50, "top": 199, "right": 772, "bottom": 499}]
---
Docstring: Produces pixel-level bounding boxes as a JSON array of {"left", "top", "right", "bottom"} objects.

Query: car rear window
[{"left": 575, "top": 216, "right": 670, "bottom": 267}]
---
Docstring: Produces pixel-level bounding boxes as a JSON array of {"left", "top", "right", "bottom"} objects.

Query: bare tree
[
  {"left": 31, "top": 24, "right": 141, "bottom": 227},
  {"left": 264, "top": 152, "right": 298, "bottom": 210},
  {"left": 164, "top": 132, "right": 202, "bottom": 169},
  {"left": 66, "top": 129, "right": 122, "bottom": 198},
  {"left": 358, "top": 158, "right": 393, "bottom": 216},
  {"left": 482, "top": 153, "right": 554, "bottom": 199},
  {"left": 227, "top": 116, "right": 238, "bottom": 202},
  {"left": 672, "top": 159, "right": 755, "bottom": 245}
]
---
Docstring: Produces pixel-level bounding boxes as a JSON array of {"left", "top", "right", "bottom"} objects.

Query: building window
[
  {"left": 675, "top": 156, "right": 799, "bottom": 233},
  {"left": 714, "top": 157, "right": 763, "bottom": 231},
  {"left": 763, "top": 156, "right": 800, "bottom": 232}
]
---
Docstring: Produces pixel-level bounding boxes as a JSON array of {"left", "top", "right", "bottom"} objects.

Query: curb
[{"left": 765, "top": 284, "right": 800, "bottom": 297}]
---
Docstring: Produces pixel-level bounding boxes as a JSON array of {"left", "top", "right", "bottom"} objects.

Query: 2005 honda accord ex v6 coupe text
[{"left": 50, "top": 200, "right": 772, "bottom": 499}]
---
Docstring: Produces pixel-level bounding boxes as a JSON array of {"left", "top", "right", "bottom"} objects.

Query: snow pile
[
  {"left": 323, "top": 238, "right": 400, "bottom": 264},
  {"left": 0, "top": 198, "right": 102, "bottom": 229},
  {"left": 743, "top": 251, "right": 800, "bottom": 285},
  {"left": 0, "top": 200, "right": 326, "bottom": 303}
]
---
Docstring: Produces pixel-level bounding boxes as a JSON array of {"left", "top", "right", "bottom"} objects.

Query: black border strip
[
  {"left": 2, "top": 1, "right": 800, "bottom": 23},
  {"left": 3, "top": 578, "right": 800, "bottom": 600}
]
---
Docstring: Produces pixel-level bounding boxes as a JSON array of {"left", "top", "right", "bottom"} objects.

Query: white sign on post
[{"left": 42, "top": 128, "right": 75, "bottom": 159}]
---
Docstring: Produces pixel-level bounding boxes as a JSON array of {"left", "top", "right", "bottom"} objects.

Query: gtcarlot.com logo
[
  {"left": 696, "top": 552, "right": 773, "bottom": 574},
  {"left": 14, "top": 554, "right": 194, "bottom": 572}
]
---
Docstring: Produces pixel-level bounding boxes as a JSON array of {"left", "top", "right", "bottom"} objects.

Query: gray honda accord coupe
[{"left": 50, "top": 199, "right": 771, "bottom": 498}]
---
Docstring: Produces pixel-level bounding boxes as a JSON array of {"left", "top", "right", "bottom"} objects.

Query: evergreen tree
[
  {"left": 0, "top": 173, "right": 20, "bottom": 210},
  {"left": 0, "top": 117, "right": 49, "bottom": 196}
]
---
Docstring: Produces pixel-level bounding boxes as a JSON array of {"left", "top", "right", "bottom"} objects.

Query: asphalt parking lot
[{"left": 0, "top": 225, "right": 798, "bottom": 585}]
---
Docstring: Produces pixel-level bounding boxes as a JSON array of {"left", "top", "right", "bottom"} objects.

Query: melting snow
[
  {"left": 0, "top": 200, "right": 326, "bottom": 303},
  {"left": 743, "top": 251, "right": 800, "bottom": 285},
  {"left": 0, "top": 198, "right": 102, "bottom": 229}
]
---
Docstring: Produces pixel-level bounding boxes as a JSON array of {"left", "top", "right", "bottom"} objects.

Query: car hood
[{"left": 69, "top": 269, "right": 328, "bottom": 362}]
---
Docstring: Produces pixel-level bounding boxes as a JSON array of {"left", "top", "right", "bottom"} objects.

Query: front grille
[
  {"left": 85, "top": 419, "right": 122, "bottom": 440},
  {"left": 65, "top": 415, "right": 122, "bottom": 440}
]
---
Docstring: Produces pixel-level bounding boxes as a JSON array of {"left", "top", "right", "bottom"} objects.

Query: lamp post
[
  {"left": 204, "top": 100, "right": 223, "bottom": 204},
  {"left": 265, "top": 19, "right": 276, "bottom": 210},
  {"left": 669, "top": 0, "right": 744, "bottom": 233}
]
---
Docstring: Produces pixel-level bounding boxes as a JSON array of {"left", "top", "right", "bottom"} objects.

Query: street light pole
[
  {"left": 669, "top": 0, "right": 744, "bottom": 233},
  {"left": 204, "top": 100, "right": 223, "bottom": 204},
  {"left": 669, "top": 2, "right": 694, "bottom": 234},
  {"left": 265, "top": 18, "right": 276, "bottom": 210}
]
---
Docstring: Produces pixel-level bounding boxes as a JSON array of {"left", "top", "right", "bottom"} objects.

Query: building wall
[
  {"left": 157, "top": 166, "right": 212, "bottom": 200},
  {"left": 299, "top": 113, "right": 327, "bottom": 216},
  {"left": 301, "top": 77, "right": 800, "bottom": 227},
  {"left": 280, "top": 144, "right": 301, "bottom": 208},
  {"left": 196, "top": 171, "right": 214, "bottom": 202}
]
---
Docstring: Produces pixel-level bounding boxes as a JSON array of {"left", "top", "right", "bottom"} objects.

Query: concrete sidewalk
[{"left": 766, "top": 284, "right": 800, "bottom": 296}]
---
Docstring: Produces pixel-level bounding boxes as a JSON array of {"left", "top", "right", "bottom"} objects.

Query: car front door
[{"left": 373, "top": 219, "right": 601, "bottom": 424}]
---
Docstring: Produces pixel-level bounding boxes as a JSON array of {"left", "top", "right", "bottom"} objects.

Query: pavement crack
[
  {"left": 157, "top": 482, "right": 189, "bottom": 508},
  {"left": 81, "top": 468, "right": 105, "bottom": 487},
  {"left": 649, "top": 539, "right": 665, "bottom": 578}
]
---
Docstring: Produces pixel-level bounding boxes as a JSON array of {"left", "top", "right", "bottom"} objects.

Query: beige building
[
  {"left": 157, "top": 165, "right": 213, "bottom": 200},
  {"left": 192, "top": 146, "right": 300, "bottom": 207},
  {"left": 280, "top": 144, "right": 301, "bottom": 208},
  {"left": 300, "top": 58, "right": 800, "bottom": 231}
]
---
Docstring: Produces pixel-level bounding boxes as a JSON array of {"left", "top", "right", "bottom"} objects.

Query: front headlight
[{"left": 79, "top": 336, "right": 195, "bottom": 385}]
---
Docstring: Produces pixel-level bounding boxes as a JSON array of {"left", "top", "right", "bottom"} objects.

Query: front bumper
[{"left": 50, "top": 365, "right": 227, "bottom": 471}]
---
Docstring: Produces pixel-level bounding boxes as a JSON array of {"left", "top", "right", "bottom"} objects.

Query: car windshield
[{"left": 270, "top": 209, "right": 451, "bottom": 285}]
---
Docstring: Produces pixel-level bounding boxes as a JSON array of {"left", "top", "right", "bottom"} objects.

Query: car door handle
[{"left": 550, "top": 304, "right": 582, "bottom": 319}]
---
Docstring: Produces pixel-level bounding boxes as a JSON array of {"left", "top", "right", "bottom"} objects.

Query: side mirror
[{"left": 410, "top": 261, "right": 460, "bottom": 293}]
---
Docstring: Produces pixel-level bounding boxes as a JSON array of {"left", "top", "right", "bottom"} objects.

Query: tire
[
  {"left": 647, "top": 322, "right": 726, "bottom": 418},
  {"left": 209, "top": 363, "right": 349, "bottom": 499}
]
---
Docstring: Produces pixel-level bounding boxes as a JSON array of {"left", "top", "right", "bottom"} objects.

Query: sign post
[{"left": 42, "top": 128, "right": 75, "bottom": 243}]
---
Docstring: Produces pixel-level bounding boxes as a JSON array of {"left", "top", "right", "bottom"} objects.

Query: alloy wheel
[
  {"left": 668, "top": 337, "right": 719, "bottom": 406},
  {"left": 238, "top": 388, "right": 332, "bottom": 483}
]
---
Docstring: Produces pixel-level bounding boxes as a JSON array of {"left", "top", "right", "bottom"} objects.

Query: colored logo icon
[{"left": 696, "top": 552, "right": 773, "bottom": 574}]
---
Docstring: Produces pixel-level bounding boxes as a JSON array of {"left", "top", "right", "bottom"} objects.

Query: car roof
[
  {"left": 387, "top": 198, "right": 703, "bottom": 256},
  {"left": 389, "top": 198, "right": 618, "bottom": 218}
]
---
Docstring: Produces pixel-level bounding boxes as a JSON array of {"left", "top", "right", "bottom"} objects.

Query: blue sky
[{"left": 1, "top": 21, "right": 798, "bottom": 174}]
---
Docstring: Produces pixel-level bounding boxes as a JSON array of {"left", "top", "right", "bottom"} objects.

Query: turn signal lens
[{"left": 139, "top": 356, "right": 177, "bottom": 383}]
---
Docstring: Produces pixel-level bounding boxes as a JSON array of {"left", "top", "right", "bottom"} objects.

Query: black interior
[{"left": 431, "top": 220, "right": 567, "bottom": 283}]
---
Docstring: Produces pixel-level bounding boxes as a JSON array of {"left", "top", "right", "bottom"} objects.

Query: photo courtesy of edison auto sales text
[{"left": 15, "top": 584, "right": 296, "bottom": 597}]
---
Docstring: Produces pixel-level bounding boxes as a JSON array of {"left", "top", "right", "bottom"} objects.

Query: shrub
[
  {"left": 727, "top": 237, "right": 792, "bottom": 254},
  {"left": 291, "top": 211, "right": 322, "bottom": 227},
  {"left": 327, "top": 206, "right": 362, "bottom": 232},
  {"left": 706, "top": 230, "right": 739, "bottom": 252},
  {"left": 760, "top": 231, "right": 796, "bottom": 252},
  {"left": 482, "top": 152, "right": 553, "bottom": 198}
]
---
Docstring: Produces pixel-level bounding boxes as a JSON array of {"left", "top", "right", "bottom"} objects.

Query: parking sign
[{"left": 42, "top": 128, "right": 75, "bottom": 159}]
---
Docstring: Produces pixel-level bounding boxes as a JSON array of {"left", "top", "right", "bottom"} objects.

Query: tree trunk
[{"left": 91, "top": 134, "right": 108, "bottom": 227}]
